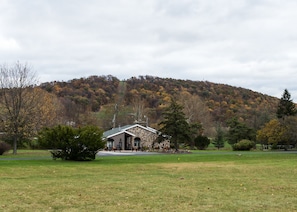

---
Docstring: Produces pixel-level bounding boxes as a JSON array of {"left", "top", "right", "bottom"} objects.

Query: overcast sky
[{"left": 1, "top": 0, "right": 297, "bottom": 100}]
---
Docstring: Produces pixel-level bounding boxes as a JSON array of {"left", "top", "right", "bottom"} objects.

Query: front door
[
  {"left": 107, "top": 138, "right": 114, "bottom": 151},
  {"left": 125, "top": 134, "right": 132, "bottom": 150},
  {"left": 134, "top": 137, "right": 141, "bottom": 150}
]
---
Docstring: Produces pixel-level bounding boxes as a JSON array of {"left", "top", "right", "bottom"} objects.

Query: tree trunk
[
  {"left": 13, "top": 135, "right": 17, "bottom": 155},
  {"left": 174, "top": 138, "right": 179, "bottom": 151}
]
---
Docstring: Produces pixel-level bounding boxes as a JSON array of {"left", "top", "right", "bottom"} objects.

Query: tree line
[{"left": 157, "top": 89, "right": 297, "bottom": 151}]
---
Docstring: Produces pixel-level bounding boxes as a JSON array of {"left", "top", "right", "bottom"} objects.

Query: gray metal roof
[{"left": 103, "top": 125, "right": 132, "bottom": 138}]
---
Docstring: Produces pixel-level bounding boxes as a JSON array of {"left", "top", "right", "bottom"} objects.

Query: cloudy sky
[{"left": 1, "top": 0, "right": 297, "bottom": 100}]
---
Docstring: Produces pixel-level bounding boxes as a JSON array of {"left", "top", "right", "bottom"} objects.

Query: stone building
[{"left": 103, "top": 124, "right": 169, "bottom": 151}]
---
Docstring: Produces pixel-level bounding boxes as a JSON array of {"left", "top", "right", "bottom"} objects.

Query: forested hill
[{"left": 40, "top": 75, "right": 279, "bottom": 131}]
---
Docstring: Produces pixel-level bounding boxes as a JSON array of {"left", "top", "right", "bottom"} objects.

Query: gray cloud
[{"left": 1, "top": 0, "right": 297, "bottom": 100}]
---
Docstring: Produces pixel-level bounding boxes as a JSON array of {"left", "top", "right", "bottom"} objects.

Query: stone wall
[{"left": 127, "top": 126, "right": 158, "bottom": 149}]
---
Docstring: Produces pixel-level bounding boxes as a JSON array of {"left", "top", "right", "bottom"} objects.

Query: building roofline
[
  {"left": 124, "top": 124, "right": 157, "bottom": 134},
  {"left": 103, "top": 124, "right": 157, "bottom": 139},
  {"left": 105, "top": 130, "right": 135, "bottom": 139}
]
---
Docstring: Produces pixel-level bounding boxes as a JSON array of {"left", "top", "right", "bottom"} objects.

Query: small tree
[
  {"left": 158, "top": 98, "right": 191, "bottom": 151},
  {"left": 38, "top": 125, "right": 104, "bottom": 161},
  {"left": 213, "top": 123, "right": 225, "bottom": 150},
  {"left": 194, "top": 135, "right": 210, "bottom": 150}
]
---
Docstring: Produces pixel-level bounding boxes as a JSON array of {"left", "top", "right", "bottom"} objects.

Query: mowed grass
[{"left": 1, "top": 151, "right": 297, "bottom": 212}]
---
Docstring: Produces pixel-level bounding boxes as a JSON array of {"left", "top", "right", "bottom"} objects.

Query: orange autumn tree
[{"left": 256, "top": 119, "right": 285, "bottom": 146}]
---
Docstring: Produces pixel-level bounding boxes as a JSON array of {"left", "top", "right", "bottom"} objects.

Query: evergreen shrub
[
  {"left": 0, "top": 142, "right": 11, "bottom": 155},
  {"left": 38, "top": 125, "right": 104, "bottom": 161},
  {"left": 194, "top": 135, "right": 210, "bottom": 150},
  {"left": 232, "top": 139, "right": 255, "bottom": 151}
]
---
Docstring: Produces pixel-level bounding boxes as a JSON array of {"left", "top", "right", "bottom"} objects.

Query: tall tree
[
  {"left": 277, "top": 89, "right": 296, "bottom": 119},
  {"left": 178, "top": 91, "right": 213, "bottom": 135},
  {"left": 0, "top": 62, "right": 38, "bottom": 154},
  {"left": 281, "top": 116, "right": 297, "bottom": 148},
  {"left": 158, "top": 98, "right": 191, "bottom": 150}
]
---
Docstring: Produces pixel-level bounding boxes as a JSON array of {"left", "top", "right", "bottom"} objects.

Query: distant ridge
[{"left": 40, "top": 75, "right": 279, "bottom": 130}]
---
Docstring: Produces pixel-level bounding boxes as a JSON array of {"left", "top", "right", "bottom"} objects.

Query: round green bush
[
  {"left": 232, "top": 139, "right": 255, "bottom": 151},
  {"left": 0, "top": 142, "right": 11, "bottom": 155},
  {"left": 38, "top": 125, "right": 104, "bottom": 161},
  {"left": 194, "top": 135, "right": 210, "bottom": 150}
]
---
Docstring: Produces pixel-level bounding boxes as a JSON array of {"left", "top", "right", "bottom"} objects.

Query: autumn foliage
[{"left": 39, "top": 75, "right": 279, "bottom": 132}]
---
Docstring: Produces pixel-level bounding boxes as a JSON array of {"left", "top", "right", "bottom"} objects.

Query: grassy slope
[{"left": 1, "top": 151, "right": 297, "bottom": 212}]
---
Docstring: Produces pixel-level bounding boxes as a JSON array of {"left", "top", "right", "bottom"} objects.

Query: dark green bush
[
  {"left": 194, "top": 135, "right": 210, "bottom": 150},
  {"left": 232, "top": 139, "right": 255, "bottom": 151},
  {"left": 38, "top": 125, "right": 104, "bottom": 161},
  {"left": 0, "top": 142, "right": 11, "bottom": 155}
]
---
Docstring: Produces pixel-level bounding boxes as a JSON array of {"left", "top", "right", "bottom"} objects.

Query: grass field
[{"left": 1, "top": 150, "right": 297, "bottom": 212}]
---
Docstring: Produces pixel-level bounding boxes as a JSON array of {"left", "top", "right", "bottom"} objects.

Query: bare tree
[
  {"left": 177, "top": 91, "right": 213, "bottom": 135},
  {"left": 131, "top": 97, "right": 146, "bottom": 124},
  {"left": 0, "top": 62, "right": 38, "bottom": 154}
]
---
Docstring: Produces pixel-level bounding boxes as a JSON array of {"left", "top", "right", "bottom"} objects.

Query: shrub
[
  {"left": 232, "top": 139, "right": 255, "bottom": 151},
  {"left": 194, "top": 135, "right": 210, "bottom": 150},
  {"left": 38, "top": 125, "right": 104, "bottom": 161},
  {"left": 0, "top": 142, "right": 11, "bottom": 155}
]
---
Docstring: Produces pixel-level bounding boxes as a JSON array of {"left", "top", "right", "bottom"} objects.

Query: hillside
[{"left": 40, "top": 75, "right": 279, "bottom": 132}]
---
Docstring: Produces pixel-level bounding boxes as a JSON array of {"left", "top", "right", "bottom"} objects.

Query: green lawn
[{"left": 1, "top": 150, "right": 297, "bottom": 212}]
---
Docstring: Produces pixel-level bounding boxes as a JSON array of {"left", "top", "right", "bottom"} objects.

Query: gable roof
[
  {"left": 103, "top": 125, "right": 132, "bottom": 139},
  {"left": 103, "top": 124, "right": 158, "bottom": 139},
  {"left": 124, "top": 124, "right": 157, "bottom": 134}
]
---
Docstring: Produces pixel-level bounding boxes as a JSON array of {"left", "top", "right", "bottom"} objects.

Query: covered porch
[{"left": 106, "top": 132, "right": 143, "bottom": 151}]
